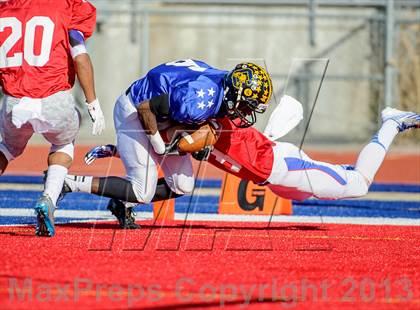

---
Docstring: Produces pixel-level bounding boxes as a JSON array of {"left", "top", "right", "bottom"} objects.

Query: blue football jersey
[{"left": 127, "top": 59, "right": 228, "bottom": 124}]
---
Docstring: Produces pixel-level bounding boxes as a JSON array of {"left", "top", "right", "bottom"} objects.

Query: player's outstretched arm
[
  {"left": 69, "top": 29, "right": 105, "bottom": 135},
  {"left": 74, "top": 53, "right": 96, "bottom": 103},
  {"left": 74, "top": 53, "right": 105, "bottom": 135}
]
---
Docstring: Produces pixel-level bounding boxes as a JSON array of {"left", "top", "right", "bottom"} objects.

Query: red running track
[
  {"left": 5, "top": 145, "right": 420, "bottom": 184},
  {"left": 0, "top": 221, "right": 418, "bottom": 309}
]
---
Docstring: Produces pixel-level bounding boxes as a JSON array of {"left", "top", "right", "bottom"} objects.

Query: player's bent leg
[
  {"left": 36, "top": 145, "right": 74, "bottom": 237},
  {"left": 115, "top": 93, "right": 161, "bottom": 202},
  {"left": 37, "top": 92, "right": 80, "bottom": 236},
  {"left": 268, "top": 142, "right": 370, "bottom": 200},
  {"left": 340, "top": 168, "right": 369, "bottom": 198},
  {"left": 160, "top": 154, "right": 195, "bottom": 195},
  {"left": 107, "top": 178, "right": 185, "bottom": 230},
  {"left": 267, "top": 184, "right": 313, "bottom": 201},
  {"left": 99, "top": 175, "right": 156, "bottom": 203},
  {"left": 152, "top": 178, "right": 184, "bottom": 201},
  {"left": 106, "top": 178, "right": 185, "bottom": 230},
  {"left": 62, "top": 94, "right": 160, "bottom": 202},
  {"left": 356, "top": 108, "right": 419, "bottom": 184},
  {"left": 62, "top": 174, "right": 148, "bottom": 203}
]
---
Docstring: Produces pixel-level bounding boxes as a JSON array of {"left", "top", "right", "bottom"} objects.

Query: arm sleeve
[
  {"left": 69, "top": 0, "right": 97, "bottom": 39},
  {"left": 149, "top": 94, "right": 170, "bottom": 117},
  {"left": 69, "top": 29, "right": 87, "bottom": 58}
]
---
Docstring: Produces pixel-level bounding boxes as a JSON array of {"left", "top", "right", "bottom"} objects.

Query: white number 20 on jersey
[{"left": 0, "top": 16, "right": 55, "bottom": 68}]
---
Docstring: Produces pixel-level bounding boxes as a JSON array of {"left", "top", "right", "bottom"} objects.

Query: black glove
[
  {"left": 164, "top": 135, "right": 185, "bottom": 156},
  {"left": 192, "top": 146, "right": 213, "bottom": 161}
]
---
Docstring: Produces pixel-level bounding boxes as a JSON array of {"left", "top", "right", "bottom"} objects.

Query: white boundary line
[
  {"left": 0, "top": 209, "right": 419, "bottom": 227},
  {"left": 175, "top": 213, "right": 420, "bottom": 226}
]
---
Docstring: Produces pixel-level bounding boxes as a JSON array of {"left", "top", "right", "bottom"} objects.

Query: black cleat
[{"left": 107, "top": 198, "right": 140, "bottom": 229}]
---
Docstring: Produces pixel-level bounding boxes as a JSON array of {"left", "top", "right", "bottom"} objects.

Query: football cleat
[
  {"left": 107, "top": 198, "right": 140, "bottom": 229},
  {"left": 34, "top": 194, "right": 56, "bottom": 237},
  {"left": 381, "top": 107, "right": 420, "bottom": 132}
]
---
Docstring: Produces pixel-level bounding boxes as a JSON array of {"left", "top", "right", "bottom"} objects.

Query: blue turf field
[{"left": 0, "top": 176, "right": 419, "bottom": 226}]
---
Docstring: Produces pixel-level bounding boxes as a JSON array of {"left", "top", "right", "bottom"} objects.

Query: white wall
[{"left": 5, "top": 3, "right": 383, "bottom": 145}]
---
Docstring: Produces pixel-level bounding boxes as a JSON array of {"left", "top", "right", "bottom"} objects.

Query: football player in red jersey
[
  {"left": 208, "top": 109, "right": 419, "bottom": 201},
  {"left": 0, "top": 0, "right": 105, "bottom": 236},
  {"left": 76, "top": 98, "right": 419, "bottom": 228}
]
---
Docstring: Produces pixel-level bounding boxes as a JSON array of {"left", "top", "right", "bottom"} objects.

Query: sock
[
  {"left": 97, "top": 177, "right": 138, "bottom": 202},
  {"left": 355, "top": 120, "right": 399, "bottom": 183},
  {"left": 44, "top": 165, "right": 68, "bottom": 206},
  {"left": 65, "top": 174, "right": 93, "bottom": 193}
]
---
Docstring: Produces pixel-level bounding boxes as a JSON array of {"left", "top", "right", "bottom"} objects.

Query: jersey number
[
  {"left": 0, "top": 16, "right": 55, "bottom": 68},
  {"left": 166, "top": 59, "right": 206, "bottom": 72}
]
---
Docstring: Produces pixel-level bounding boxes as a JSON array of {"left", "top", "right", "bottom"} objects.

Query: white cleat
[{"left": 381, "top": 107, "right": 420, "bottom": 132}]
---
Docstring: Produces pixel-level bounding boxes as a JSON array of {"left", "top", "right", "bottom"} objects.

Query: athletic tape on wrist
[{"left": 147, "top": 132, "right": 166, "bottom": 155}]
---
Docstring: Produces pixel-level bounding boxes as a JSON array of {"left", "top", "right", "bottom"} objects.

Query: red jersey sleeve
[
  {"left": 0, "top": 0, "right": 96, "bottom": 98},
  {"left": 208, "top": 118, "right": 275, "bottom": 183},
  {"left": 69, "top": 0, "right": 96, "bottom": 39}
]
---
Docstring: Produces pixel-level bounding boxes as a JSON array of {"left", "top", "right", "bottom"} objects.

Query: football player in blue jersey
[{"left": 61, "top": 59, "right": 273, "bottom": 228}]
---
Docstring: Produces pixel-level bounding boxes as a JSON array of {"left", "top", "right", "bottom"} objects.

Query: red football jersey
[
  {"left": 0, "top": 0, "right": 96, "bottom": 98},
  {"left": 208, "top": 118, "right": 275, "bottom": 184}
]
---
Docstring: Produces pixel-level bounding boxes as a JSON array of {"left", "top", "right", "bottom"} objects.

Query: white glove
[
  {"left": 86, "top": 99, "right": 105, "bottom": 135},
  {"left": 264, "top": 95, "right": 304, "bottom": 141}
]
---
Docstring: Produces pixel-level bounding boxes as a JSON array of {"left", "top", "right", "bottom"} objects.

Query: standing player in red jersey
[{"left": 0, "top": 0, "right": 105, "bottom": 236}]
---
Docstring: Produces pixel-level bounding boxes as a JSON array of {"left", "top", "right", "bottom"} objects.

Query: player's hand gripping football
[
  {"left": 86, "top": 99, "right": 105, "bottom": 135},
  {"left": 192, "top": 145, "right": 213, "bottom": 161},
  {"left": 163, "top": 135, "right": 185, "bottom": 156},
  {"left": 84, "top": 144, "right": 117, "bottom": 165}
]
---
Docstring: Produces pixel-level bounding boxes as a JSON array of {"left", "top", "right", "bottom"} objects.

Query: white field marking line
[
  {"left": 1, "top": 209, "right": 419, "bottom": 226},
  {"left": 0, "top": 186, "right": 418, "bottom": 201},
  {"left": 0, "top": 208, "right": 152, "bottom": 220},
  {"left": 0, "top": 186, "right": 220, "bottom": 197},
  {"left": 0, "top": 184, "right": 43, "bottom": 191},
  {"left": 356, "top": 192, "right": 420, "bottom": 201},
  {"left": 173, "top": 213, "right": 420, "bottom": 226}
]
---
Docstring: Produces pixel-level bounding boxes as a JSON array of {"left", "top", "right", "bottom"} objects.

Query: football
[
  {"left": 161, "top": 122, "right": 220, "bottom": 153},
  {"left": 178, "top": 122, "right": 220, "bottom": 153}
]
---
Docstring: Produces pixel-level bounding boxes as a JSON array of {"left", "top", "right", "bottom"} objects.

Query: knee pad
[
  {"left": 339, "top": 170, "right": 370, "bottom": 199},
  {"left": 50, "top": 143, "right": 74, "bottom": 160},
  {"left": 130, "top": 179, "right": 156, "bottom": 204},
  {"left": 169, "top": 175, "right": 195, "bottom": 195},
  {"left": 0, "top": 143, "right": 15, "bottom": 162}
]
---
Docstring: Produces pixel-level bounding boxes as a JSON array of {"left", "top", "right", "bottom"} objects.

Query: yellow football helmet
[{"left": 223, "top": 62, "right": 273, "bottom": 128}]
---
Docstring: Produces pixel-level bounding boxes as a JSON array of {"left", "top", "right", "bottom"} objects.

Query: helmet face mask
[{"left": 223, "top": 62, "right": 272, "bottom": 128}]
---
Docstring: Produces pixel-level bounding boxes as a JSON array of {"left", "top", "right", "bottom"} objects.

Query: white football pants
[
  {"left": 267, "top": 142, "right": 369, "bottom": 200},
  {"left": 113, "top": 94, "right": 195, "bottom": 203}
]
